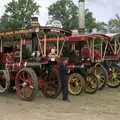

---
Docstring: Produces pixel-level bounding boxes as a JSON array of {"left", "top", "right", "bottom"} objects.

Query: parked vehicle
[{"left": 0, "top": 20, "right": 72, "bottom": 101}]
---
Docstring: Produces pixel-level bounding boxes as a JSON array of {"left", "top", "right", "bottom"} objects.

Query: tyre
[
  {"left": 85, "top": 73, "right": 98, "bottom": 94},
  {"left": 106, "top": 64, "right": 120, "bottom": 88},
  {"left": 68, "top": 73, "right": 85, "bottom": 95},
  {"left": 42, "top": 67, "right": 61, "bottom": 98},
  {"left": 0, "top": 69, "right": 10, "bottom": 93},
  {"left": 94, "top": 63, "right": 108, "bottom": 90},
  {"left": 15, "top": 67, "right": 38, "bottom": 101}
]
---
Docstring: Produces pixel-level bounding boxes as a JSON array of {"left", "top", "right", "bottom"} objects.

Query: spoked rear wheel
[
  {"left": 15, "top": 68, "right": 38, "bottom": 101},
  {"left": 94, "top": 63, "right": 108, "bottom": 90},
  {"left": 0, "top": 69, "right": 10, "bottom": 94},
  {"left": 85, "top": 73, "right": 98, "bottom": 94},
  {"left": 106, "top": 64, "right": 120, "bottom": 88},
  {"left": 68, "top": 73, "right": 85, "bottom": 95},
  {"left": 42, "top": 68, "right": 61, "bottom": 98}
]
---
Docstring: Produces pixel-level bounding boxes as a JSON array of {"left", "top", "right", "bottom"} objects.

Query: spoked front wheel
[
  {"left": 42, "top": 68, "right": 61, "bottom": 98},
  {"left": 15, "top": 68, "right": 38, "bottom": 101},
  {"left": 94, "top": 63, "right": 108, "bottom": 90},
  {"left": 0, "top": 69, "right": 10, "bottom": 94},
  {"left": 68, "top": 73, "right": 85, "bottom": 95},
  {"left": 85, "top": 73, "right": 98, "bottom": 94},
  {"left": 106, "top": 64, "right": 120, "bottom": 88}
]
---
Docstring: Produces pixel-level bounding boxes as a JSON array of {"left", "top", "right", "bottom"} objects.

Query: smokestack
[{"left": 78, "top": 0, "right": 85, "bottom": 34}]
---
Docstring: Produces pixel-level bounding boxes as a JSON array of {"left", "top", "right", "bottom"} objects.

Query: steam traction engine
[
  {"left": 67, "top": 33, "right": 120, "bottom": 95},
  {"left": 0, "top": 25, "right": 72, "bottom": 101},
  {"left": 39, "top": 35, "right": 107, "bottom": 95}
]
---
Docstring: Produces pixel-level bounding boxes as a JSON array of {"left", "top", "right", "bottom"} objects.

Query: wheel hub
[
  {"left": 75, "top": 81, "right": 79, "bottom": 87},
  {"left": 112, "top": 73, "right": 117, "bottom": 79},
  {"left": 96, "top": 74, "right": 101, "bottom": 79},
  {"left": 22, "top": 81, "right": 33, "bottom": 89},
  {"left": 71, "top": 78, "right": 79, "bottom": 87},
  {"left": 22, "top": 82, "right": 28, "bottom": 87}
]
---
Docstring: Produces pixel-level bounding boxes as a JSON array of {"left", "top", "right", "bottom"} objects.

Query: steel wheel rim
[
  {"left": 16, "top": 71, "right": 34, "bottom": 99},
  {"left": 44, "top": 84, "right": 57, "bottom": 97},
  {"left": 68, "top": 76, "right": 82, "bottom": 95},
  {"left": 47, "top": 71, "right": 59, "bottom": 89},
  {"left": 95, "top": 67, "right": 106, "bottom": 88},
  {"left": 44, "top": 70, "right": 60, "bottom": 97},
  {"left": 0, "top": 70, "right": 10, "bottom": 93},
  {"left": 108, "top": 67, "right": 120, "bottom": 85},
  {"left": 86, "top": 74, "right": 98, "bottom": 91}
]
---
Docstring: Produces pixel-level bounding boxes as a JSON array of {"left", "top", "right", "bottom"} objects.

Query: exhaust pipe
[{"left": 78, "top": 0, "right": 85, "bottom": 34}]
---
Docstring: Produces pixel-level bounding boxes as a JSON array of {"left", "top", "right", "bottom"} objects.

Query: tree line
[{"left": 0, "top": 0, "right": 119, "bottom": 33}]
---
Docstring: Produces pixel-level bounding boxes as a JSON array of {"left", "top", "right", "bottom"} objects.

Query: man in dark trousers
[{"left": 59, "top": 58, "right": 69, "bottom": 101}]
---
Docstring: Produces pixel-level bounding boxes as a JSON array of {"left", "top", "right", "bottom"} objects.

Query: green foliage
[
  {"left": 48, "top": 0, "right": 78, "bottom": 29},
  {"left": 108, "top": 14, "right": 120, "bottom": 33},
  {"left": 0, "top": 14, "right": 10, "bottom": 30},
  {"left": 0, "top": 0, "right": 40, "bottom": 29},
  {"left": 48, "top": 0, "right": 97, "bottom": 33},
  {"left": 79, "top": 0, "right": 85, "bottom": 2},
  {"left": 85, "top": 9, "right": 96, "bottom": 33},
  {"left": 95, "top": 22, "right": 107, "bottom": 33}
]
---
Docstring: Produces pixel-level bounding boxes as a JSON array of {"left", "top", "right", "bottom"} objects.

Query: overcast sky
[{"left": 0, "top": 0, "right": 120, "bottom": 25}]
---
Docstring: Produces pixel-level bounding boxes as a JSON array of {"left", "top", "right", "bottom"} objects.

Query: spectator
[{"left": 59, "top": 58, "right": 69, "bottom": 101}]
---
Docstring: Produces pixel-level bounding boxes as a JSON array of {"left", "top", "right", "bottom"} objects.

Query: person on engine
[{"left": 48, "top": 46, "right": 57, "bottom": 64}]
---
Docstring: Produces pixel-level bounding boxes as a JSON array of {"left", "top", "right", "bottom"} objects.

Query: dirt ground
[{"left": 0, "top": 87, "right": 120, "bottom": 120}]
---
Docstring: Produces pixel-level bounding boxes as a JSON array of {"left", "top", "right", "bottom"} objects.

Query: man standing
[{"left": 59, "top": 58, "right": 69, "bottom": 101}]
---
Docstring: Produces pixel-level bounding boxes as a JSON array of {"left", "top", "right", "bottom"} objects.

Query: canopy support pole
[
  {"left": 59, "top": 37, "right": 66, "bottom": 57},
  {"left": 57, "top": 35, "right": 59, "bottom": 56},
  {"left": 20, "top": 37, "right": 23, "bottom": 63},
  {"left": 43, "top": 33, "right": 47, "bottom": 57},
  {"left": 36, "top": 33, "right": 44, "bottom": 56},
  {"left": 101, "top": 38, "right": 103, "bottom": 61},
  {"left": 103, "top": 41, "right": 108, "bottom": 60},
  {"left": 115, "top": 40, "right": 117, "bottom": 54},
  {"left": 0, "top": 39, "right": 2, "bottom": 52}
]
